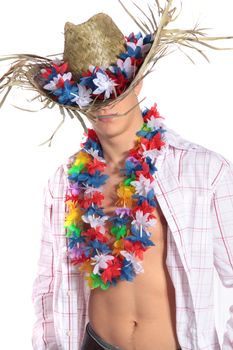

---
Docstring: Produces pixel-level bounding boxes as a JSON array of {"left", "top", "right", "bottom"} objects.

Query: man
[
  {"left": 31, "top": 76, "right": 233, "bottom": 350},
  {"left": 0, "top": 1, "right": 232, "bottom": 349},
  {"left": 79, "top": 80, "right": 181, "bottom": 350}
]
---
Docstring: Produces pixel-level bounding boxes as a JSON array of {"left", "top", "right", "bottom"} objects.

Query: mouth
[{"left": 97, "top": 113, "right": 118, "bottom": 122}]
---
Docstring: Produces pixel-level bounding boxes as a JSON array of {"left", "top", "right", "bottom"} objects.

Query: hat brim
[{"left": 1, "top": 0, "right": 233, "bottom": 146}]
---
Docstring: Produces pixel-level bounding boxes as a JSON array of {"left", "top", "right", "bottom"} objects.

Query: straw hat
[
  {"left": 63, "top": 14, "right": 126, "bottom": 80},
  {"left": 1, "top": 0, "right": 233, "bottom": 146}
]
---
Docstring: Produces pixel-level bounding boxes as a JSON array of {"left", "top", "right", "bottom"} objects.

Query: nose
[{"left": 99, "top": 107, "right": 117, "bottom": 116}]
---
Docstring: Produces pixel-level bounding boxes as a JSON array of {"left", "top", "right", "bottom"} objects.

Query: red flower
[
  {"left": 40, "top": 62, "right": 69, "bottom": 80},
  {"left": 71, "top": 255, "right": 87, "bottom": 265},
  {"left": 106, "top": 70, "right": 129, "bottom": 96},
  {"left": 65, "top": 193, "right": 78, "bottom": 202},
  {"left": 81, "top": 70, "right": 93, "bottom": 78},
  {"left": 78, "top": 197, "right": 92, "bottom": 209},
  {"left": 131, "top": 202, "right": 156, "bottom": 218},
  {"left": 128, "top": 144, "right": 141, "bottom": 160},
  {"left": 131, "top": 56, "right": 144, "bottom": 67},
  {"left": 94, "top": 93, "right": 105, "bottom": 101},
  {"left": 81, "top": 128, "right": 99, "bottom": 145},
  {"left": 124, "top": 240, "right": 146, "bottom": 260},
  {"left": 53, "top": 62, "right": 69, "bottom": 75},
  {"left": 40, "top": 67, "right": 53, "bottom": 80},
  {"left": 56, "top": 77, "right": 65, "bottom": 89},
  {"left": 101, "top": 257, "right": 122, "bottom": 283},
  {"left": 135, "top": 161, "right": 155, "bottom": 180},
  {"left": 78, "top": 191, "right": 104, "bottom": 208},
  {"left": 86, "top": 158, "right": 106, "bottom": 175},
  {"left": 92, "top": 191, "right": 105, "bottom": 206},
  {"left": 125, "top": 33, "right": 136, "bottom": 44},
  {"left": 140, "top": 133, "right": 165, "bottom": 152},
  {"left": 143, "top": 103, "right": 164, "bottom": 122},
  {"left": 82, "top": 228, "right": 108, "bottom": 243}
]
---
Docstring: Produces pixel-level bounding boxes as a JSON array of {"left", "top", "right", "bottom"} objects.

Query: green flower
[
  {"left": 65, "top": 224, "right": 81, "bottom": 237},
  {"left": 68, "top": 163, "right": 85, "bottom": 175},
  {"left": 111, "top": 225, "right": 127, "bottom": 240},
  {"left": 90, "top": 273, "right": 109, "bottom": 290}
]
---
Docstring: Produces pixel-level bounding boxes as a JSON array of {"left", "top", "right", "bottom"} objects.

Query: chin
[{"left": 94, "top": 117, "right": 131, "bottom": 136}]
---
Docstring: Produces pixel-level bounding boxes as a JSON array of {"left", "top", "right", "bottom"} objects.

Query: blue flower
[
  {"left": 83, "top": 139, "right": 103, "bottom": 156},
  {"left": 53, "top": 80, "right": 78, "bottom": 105},
  {"left": 85, "top": 205, "right": 105, "bottom": 217},
  {"left": 128, "top": 32, "right": 143, "bottom": 42},
  {"left": 108, "top": 215, "right": 130, "bottom": 226},
  {"left": 68, "top": 235, "right": 85, "bottom": 249},
  {"left": 142, "top": 107, "right": 150, "bottom": 117},
  {"left": 125, "top": 231, "right": 155, "bottom": 247},
  {"left": 144, "top": 157, "right": 157, "bottom": 175},
  {"left": 79, "top": 75, "right": 97, "bottom": 90},
  {"left": 88, "top": 171, "right": 109, "bottom": 187},
  {"left": 109, "top": 278, "right": 118, "bottom": 287},
  {"left": 124, "top": 159, "right": 142, "bottom": 177},
  {"left": 89, "top": 240, "right": 111, "bottom": 255},
  {"left": 109, "top": 65, "right": 127, "bottom": 79},
  {"left": 120, "top": 258, "right": 136, "bottom": 282},
  {"left": 132, "top": 189, "right": 157, "bottom": 207},
  {"left": 82, "top": 244, "right": 94, "bottom": 258},
  {"left": 137, "top": 128, "right": 160, "bottom": 140},
  {"left": 120, "top": 46, "right": 142, "bottom": 60},
  {"left": 143, "top": 34, "right": 153, "bottom": 44},
  {"left": 68, "top": 171, "right": 108, "bottom": 187}
]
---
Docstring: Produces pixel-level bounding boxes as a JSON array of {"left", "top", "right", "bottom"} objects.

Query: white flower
[
  {"left": 120, "top": 251, "right": 144, "bottom": 274},
  {"left": 147, "top": 116, "right": 164, "bottom": 130},
  {"left": 83, "top": 185, "right": 103, "bottom": 196},
  {"left": 63, "top": 72, "right": 72, "bottom": 81},
  {"left": 141, "top": 145, "right": 163, "bottom": 163},
  {"left": 127, "top": 38, "right": 151, "bottom": 57},
  {"left": 43, "top": 72, "right": 72, "bottom": 91},
  {"left": 93, "top": 71, "right": 117, "bottom": 99},
  {"left": 71, "top": 84, "right": 93, "bottom": 108},
  {"left": 131, "top": 210, "right": 157, "bottom": 236},
  {"left": 85, "top": 148, "right": 105, "bottom": 162},
  {"left": 81, "top": 214, "right": 109, "bottom": 234},
  {"left": 91, "top": 253, "right": 115, "bottom": 275},
  {"left": 116, "top": 57, "right": 135, "bottom": 79},
  {"left": 130, "top": 174, "right": 156, "bottom": 196},
  {"left": 52, "top": 57, "right": 63, "bottom": 65},
  {"left": 88, "top": 65, "right": 95, "bottom": 73},
  {"left": 141, "top": 43, "right": 152, "bottom": 56}
]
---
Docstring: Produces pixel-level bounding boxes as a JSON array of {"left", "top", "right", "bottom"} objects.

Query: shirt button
[
  {"left": 67, "top": 290, "right": 71, "bottom": 296},
  {"left": 66, "top": 330, "right": 72, "bottom": 336}
]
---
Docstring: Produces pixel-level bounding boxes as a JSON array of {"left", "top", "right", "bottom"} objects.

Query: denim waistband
[
  {"left": 86, "top": 322, "right": 182, "bottom": 350},
  {"left": 86, "top": 322, "right": 122, "bottom": 350}
]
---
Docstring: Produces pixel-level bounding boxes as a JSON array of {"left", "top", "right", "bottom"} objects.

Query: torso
[{"left": 88, "top": 167, "right": 180, "bottom": 350}]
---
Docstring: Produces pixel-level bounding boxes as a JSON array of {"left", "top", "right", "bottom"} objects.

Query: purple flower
[{"left": 115, "top": 208, "right": 131, "bottom": 217}]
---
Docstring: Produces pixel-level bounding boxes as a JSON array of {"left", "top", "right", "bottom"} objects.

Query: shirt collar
[{"left": 162, "top": 122, "right": 198, "bottom": 151}]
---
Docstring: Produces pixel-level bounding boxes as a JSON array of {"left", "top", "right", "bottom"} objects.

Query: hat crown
[{"left": 63, "top": 13, "right": 126, "bottom": 79}]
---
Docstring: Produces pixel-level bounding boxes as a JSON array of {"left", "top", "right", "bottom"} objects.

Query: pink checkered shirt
[{"left": 31, "top": 124, "right": 233, "bottom": 350}]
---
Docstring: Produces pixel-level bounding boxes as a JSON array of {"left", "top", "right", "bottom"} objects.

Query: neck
[{"left": 94, "top": 106, "right": 144, "bottom": 171}]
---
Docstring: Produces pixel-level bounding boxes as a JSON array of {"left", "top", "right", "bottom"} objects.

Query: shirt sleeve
[
  {"left": 31, "top": 178, "right": 58, "bottom": 350},
  {"left": 211, "top": 159, "right": 233, "bottom": 349}
]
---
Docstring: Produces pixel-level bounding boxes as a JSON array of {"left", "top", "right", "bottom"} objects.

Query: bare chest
[
  {"left": 88, "top": 173, "right": 179, "bottom": 349},
  {"left": 101, "top": 171, "right": 167, "bottom": 246}
]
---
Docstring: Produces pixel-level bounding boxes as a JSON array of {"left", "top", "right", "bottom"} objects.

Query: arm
[
  {"left": 31, "top": 179, "right": 58, "bottom": 350},
  {"left": 211, "top": 159, "right": 233, "bottom": 349}
]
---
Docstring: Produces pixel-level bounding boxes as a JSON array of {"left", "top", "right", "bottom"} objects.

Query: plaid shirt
[{"left": 31, "top": 124, "right": 233, "bottom": 350}]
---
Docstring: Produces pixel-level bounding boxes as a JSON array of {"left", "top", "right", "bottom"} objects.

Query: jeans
[{"left": 80, "top": 322, "right": 182, "bottom": 350}]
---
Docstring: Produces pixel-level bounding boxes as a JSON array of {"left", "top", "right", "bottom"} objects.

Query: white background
[{"left": 0, "top": 0, "right": 233, "bottom": 349}]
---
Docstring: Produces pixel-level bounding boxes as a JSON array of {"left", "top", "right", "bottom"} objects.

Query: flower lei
[
  {"left": 64, "top": 104, "right": 168, "bottom": 290},
  {"left": 38, "top": 32, "right": 153, "bottom": 108}
]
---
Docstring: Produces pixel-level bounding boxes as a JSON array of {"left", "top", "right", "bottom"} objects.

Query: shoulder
[
  {"left": 165, "top": 125, "right": 233, "bottom": 189},
  {"left": 47, "top": 150, "right": 81, "bottom": 199}
]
